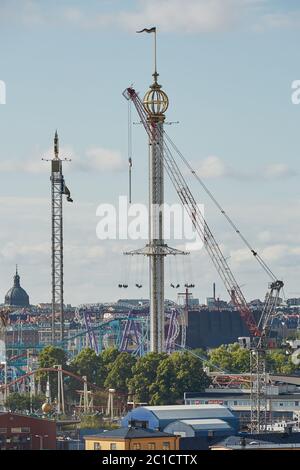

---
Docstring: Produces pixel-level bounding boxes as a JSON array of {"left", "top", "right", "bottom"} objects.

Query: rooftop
[
  {"left": 84, "top": 427, "right": 175, "bottom": 440},
  {"left": 179, "top": 419, "right": 232, "bottom": 430}
]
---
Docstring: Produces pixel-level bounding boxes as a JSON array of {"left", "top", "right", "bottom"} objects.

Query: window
[
  {"left": 148, "top": 443, "right": 156, "bottom": 450},
  {"left": 162, "top": 442, "right": 170, "bottom": 450},
  {"left": 0, "top": 429, "right": 7, "bottom": 434},
  {"left": 233, "top": 401, "right": 237, "bottom": 406},
  {"left": 132, "top": 443, "right": 141, "bottom": 450},
  {"left": 295, "top": 401, "right": 299, "bottom": 406},
  {"left": 94, "top": 442, "right": 101, "bottom": 450},
  {"left": 110, "top": 443, "right": 117, "bottom": 450},
  {"left": 11, "top": 427, "right": 30, "bottom": 434}
]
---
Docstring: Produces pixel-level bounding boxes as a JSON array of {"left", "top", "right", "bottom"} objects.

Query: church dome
[{"left": 5, "top": 267, "right": 30, "bottom": 308}]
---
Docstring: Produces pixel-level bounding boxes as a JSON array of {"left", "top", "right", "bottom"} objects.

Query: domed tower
[{"left": 5, "top": 266, "right": 30, "bottom": 307}]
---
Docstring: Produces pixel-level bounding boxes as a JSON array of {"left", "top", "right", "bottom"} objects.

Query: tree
[
  {"left": 5, "top": 393, "right": 45, "bottom": 412},
  {"left": 170, "top": 351, "right": 211, "bottom": 396},
  {"left": 149, "top": 356, "right": 177, "bottom": 405},
  {"left": 104, "top": 352, "right": 136, "bottom": 396},
  {"left": 38, "top": 346, "right": 68, "bottom": 370},
  {"left": 70, "top": 348, "right": 105, "bottom": 388},
  {"left": 206, "top": 345, "right": 234, "bottom": 372},
  {"left": 37, "top": 346, "right": 68, "bottom": 396},
  {"left": 231, "top": 347, "right": 251, "bottom": 373},
  {"left": 101, "top": 347, "right": 121, "bottom": 375},
  {"left": 206, "top": 344, "right": 251, "bottom": 374},
  {"left": 5, "top": 392, "right": 28, "bottom": 411},
  {"left": 149, "top": 352, "right": 211, "bottom": 405},
  {"left": 127, "top": 352, "right": 168, "bottom": 403},
  {"left": 267, "top": 350, "right": 297, "bottom": 374}
]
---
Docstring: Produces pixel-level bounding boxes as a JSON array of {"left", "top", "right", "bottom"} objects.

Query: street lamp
[
  {"left": 35, "top": 434, "right": 48, "bottom": 450},
  {"left": 281, "top": 321, "right": 286, "bottom": 343}
]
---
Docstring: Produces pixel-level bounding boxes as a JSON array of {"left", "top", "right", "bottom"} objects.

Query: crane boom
[{"left": 123, "top": 86, "right": 260, "bottom": 337}]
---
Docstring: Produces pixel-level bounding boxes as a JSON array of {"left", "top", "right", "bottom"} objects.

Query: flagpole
[{"left": 154, "top": 28, "right": 157, "bottom": 77}]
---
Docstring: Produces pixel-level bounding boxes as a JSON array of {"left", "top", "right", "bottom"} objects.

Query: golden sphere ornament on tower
[
  {"left": 42, "top": 402, "right": 52, "bottom": 414},
  {"left": 143, "top": 73, "right": 169, "bottom": 118}
]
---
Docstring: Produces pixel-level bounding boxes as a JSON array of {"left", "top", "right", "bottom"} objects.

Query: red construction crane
[{"left": 123, "top": 86, "right": 261, "bottom": 337}]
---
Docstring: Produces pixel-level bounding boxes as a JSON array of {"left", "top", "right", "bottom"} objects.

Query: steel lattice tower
[
  {"left": 44, "top": 132, "right": 72, "bottom": 344},
  {"left": 51, "top": 133, "right": 64, "bottom": 343}
]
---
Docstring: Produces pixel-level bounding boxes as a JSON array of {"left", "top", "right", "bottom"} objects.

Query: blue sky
[{"left": 0, "top": 0, "right": 300, "bottom": 305}]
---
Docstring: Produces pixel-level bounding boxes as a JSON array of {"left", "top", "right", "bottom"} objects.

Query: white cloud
[
  {"left": 3, "top": 0, "right": 297, "bottom": 34},
  {"left": 0, "top": 146, "right": 125, "bottom": 174},
  {"left": 74, "top": 147, "right": 126, "bottom": 172},
  {"left": 196, "top": 155, "right": 227, "bottom": 178},
  {"left": 264, "top": 163, "right": 295, "bottom": 179},
  {"left": 190, "top": 157, "right": 296, "bottom": 181},
  {"left": 118, "top": 0, "right": 243, "bottom": 34},
  {"left": 255, "top": 12, "right": 300, "bottom": 31},
  {"left": 230, "top": 248, "right": 253, "bottom": 263}
]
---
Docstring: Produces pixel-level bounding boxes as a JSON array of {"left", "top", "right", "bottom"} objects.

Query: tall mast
[
  {"left": 124, "top": 28, "right": 187, "bottom": 353},
  {"left": 43, "top": 132, "right": 72, "bottom": 344},
  {"left": 51, "top": 131, "right": 64, "bottom": 343}
]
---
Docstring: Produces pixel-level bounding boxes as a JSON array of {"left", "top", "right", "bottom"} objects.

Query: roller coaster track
[{"left": 0, "top": 367, "right": 102, "bottom": 393}]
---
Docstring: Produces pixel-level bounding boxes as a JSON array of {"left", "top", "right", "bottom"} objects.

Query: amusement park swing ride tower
[{"left": 124, "top": 28, "right": 187, "bottom": 353}]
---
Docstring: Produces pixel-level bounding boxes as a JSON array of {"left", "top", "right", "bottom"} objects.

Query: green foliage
[
  {"left": 79, "top": 414, "right": 103, "bottom": 430},
  {"left": 38, "top": 346, "right": 68, "bottom": 369},
  {"left": 266, "top": 350, "right": 297, "bottom": 374},
  {"left": 127, "top": 352, "right": 168, "bottom": 403},
  {"left": 70, "top": 348, "right": 105, "bottom": 388},
  {"left": 149, "top": 352, "right": 211, "bottom": 405},
  {"left": 104, "top": 352, "right": 136, "bottom": 395},
  {"left": 192, "top": 348, "right": 207, "bottom": 360},
  {"left": 37, "top": 346, "right": 68, "bottom": 395},
  {"left": 206, "top": 345, "right": 235, "bottom": 372},
  {"left": 101, "top": 347, "right": 121, "bottom": 374},
  {"left": 5, "top": 393, "right": 45, "bottom": 412},
  {"left": 170, "top": 352, "right": 211, "bottom": 396},
  {"left": 206, "top": 343, "right": 251, "bottom": 373},
  {"left": 150, "top": 356, "right": 177, "bottom": 405},
  {"left": 206, "top": 343, "right": 299, "bottom": 375}
]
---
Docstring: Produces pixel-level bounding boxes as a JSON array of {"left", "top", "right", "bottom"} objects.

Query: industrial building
[
  {"left": 184, "top": 384, "right": 300, "bottom": 424},
  {"left": 121, "top": 404, "right": 238, "bottom": 450},
  {"left": 122, "top": 404, "right": 238, "bottom": 432},
  {"left": 185, "top": 308, "right": 257, "bottom": 349},
  {"left": 0, "top": 412, "right": 56, "bottom": 450}
]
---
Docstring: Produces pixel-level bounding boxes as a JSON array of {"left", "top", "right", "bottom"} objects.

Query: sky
[{"left": 0, "top": 0, "right": 300, "bottom": 306}]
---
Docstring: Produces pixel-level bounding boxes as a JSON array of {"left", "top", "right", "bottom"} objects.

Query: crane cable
[
  {"left": 163, "top": 130, "right": 278, "bottom": 282},
  {"left": 128, "top": 100, "right": 133, "bottom": 204}
]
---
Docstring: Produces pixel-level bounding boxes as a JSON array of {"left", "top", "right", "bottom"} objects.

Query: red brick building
[{"left": 0, "top": 412, "right": 56, "bottom": 450}]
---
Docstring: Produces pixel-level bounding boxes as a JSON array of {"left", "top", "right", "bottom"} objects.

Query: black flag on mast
[{"left": 136, "top": 27, "right": 156, "bottom": 33}]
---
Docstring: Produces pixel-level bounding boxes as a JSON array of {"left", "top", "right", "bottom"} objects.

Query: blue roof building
[{"left": 122, "top": 404, "right": 238, "bottom": 433}]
